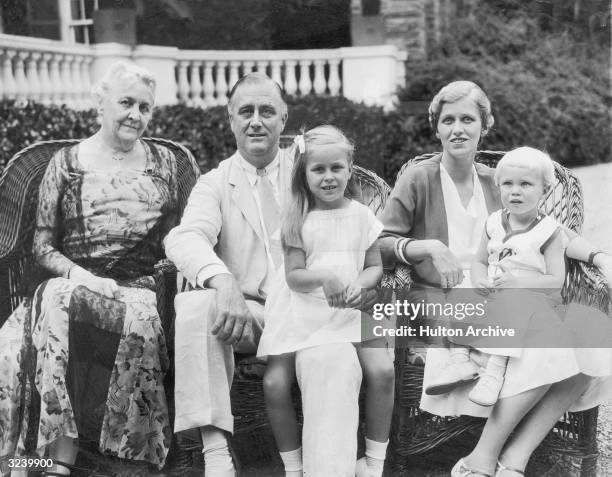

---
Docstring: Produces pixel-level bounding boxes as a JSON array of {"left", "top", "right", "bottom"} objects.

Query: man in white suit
[{"left": 165, "top": 73, "right": 363, "bottom": 476}]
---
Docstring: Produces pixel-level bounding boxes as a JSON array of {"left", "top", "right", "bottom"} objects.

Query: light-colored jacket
[{"left": 164, "top": 148, "right": 294, "bottom": 300}]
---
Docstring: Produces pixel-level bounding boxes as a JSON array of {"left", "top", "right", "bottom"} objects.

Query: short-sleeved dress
[
  {"left": 258, "top": 200, "right": 383, "bottom": 357},
  {"left": 449, "top": 210, "right": 566, "bottom": 356},
  {"left": 423, "top": 209, "right": 612, "bottom": 417}
]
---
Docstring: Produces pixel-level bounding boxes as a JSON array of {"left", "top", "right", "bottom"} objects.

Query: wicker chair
[
  {"left": 387, "top": 151, "right": 610, "bottom": 477},
  {"left": 0, "top": 138, "right": 392, "bottom": 475},
  {"left": 156, "top": 157, "right": 393, "bottom": 475},
  {"left": 0, "top": 137, "right": 200, "bottom": 476}
]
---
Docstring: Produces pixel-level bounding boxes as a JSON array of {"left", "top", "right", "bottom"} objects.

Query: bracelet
[
  {"left": 395, "top": 238, "right": 415, "bottom": 264},
  {"left": 588, "top": 250, "right": 605, "bottom": 266}
]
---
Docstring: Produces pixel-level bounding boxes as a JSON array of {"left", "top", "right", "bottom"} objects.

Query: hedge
[{"left": 1, "top": 72, "right": 608, "bottom": 186}]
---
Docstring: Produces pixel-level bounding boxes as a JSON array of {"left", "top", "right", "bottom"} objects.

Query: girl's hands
[
  {"left": 491, "top": 264, "right": 519, "bottom": 288},
  {"left": 69, "top": 266, "right": 120, "bottom": 299},
  {"left": 322, "top": 272, "right": 346, "bottom": 308},
  {"left": 344, "top": 282, "right": 363, "bottom": 308},
  {"left": 430, "top": 241, "right": 465, "bottom": 288},
  {"left": 473, "top": 277, "right": 496, "bottom": 296}
]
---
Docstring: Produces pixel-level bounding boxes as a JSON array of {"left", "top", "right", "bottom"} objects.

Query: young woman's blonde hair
[
  {"left": 281, "top": 125, "right": 357, "bottom": 250},
  {"left": 494, "top": 146, "right": 556, "bottom": 190},
  {"left": 428, "top": 80, "right": 495, "bottom": 136}
]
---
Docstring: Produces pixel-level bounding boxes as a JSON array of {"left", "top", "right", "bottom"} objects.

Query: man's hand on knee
[{"left": 208, "top": 274, "right": 254, "bottom": 345}]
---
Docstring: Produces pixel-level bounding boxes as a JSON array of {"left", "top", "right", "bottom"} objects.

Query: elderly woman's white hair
[{"left": 91, "top": 61, "right": 156, "bottom": 103}]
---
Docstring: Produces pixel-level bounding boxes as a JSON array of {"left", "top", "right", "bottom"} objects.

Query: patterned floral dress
[{"left": 0, "top": 141, "right": 178, "bottom": 470}]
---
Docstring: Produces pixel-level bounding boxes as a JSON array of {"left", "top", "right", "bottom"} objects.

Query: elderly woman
[
  {"left": 0, "top": 62, "right": 176, "bottom": 475},
  {"left": 379, "top": 80, "right": 612, "bottom": 477}
]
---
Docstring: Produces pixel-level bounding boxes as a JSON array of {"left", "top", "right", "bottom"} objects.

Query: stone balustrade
[
  {"left": 0, "top": 33, "right": 407, "bottom": 109},
  {"left": 0, "top": 33, "right": 94, "bottom": 109},
  {"left": 175, "top": 49, "right": 344, "bottom": 107}
]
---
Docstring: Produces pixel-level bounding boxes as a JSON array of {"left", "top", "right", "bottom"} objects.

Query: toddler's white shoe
[
  {"left": 425, "top": 360, "right": 479, "bottom": 395},
  {"left": 468, "top": 373, "right": 504, "bottom": 407},
  {"left": 355, "top": 457, "right": 368, "bottom": 477}
]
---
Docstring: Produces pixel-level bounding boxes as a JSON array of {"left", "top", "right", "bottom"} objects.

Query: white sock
[
  {"left": 279, "top": 447, "right": 302, "bottom": 476},
  {"left": 486, "top": 355, "right": 509, "bottom": 378},
  {"left": 201, "top": 427, "right": 234, "bottom": 474},
  {"left": 450, "top": 345, "right": 470, "bottom": 364},
  {"left": 364, "top": 438, "right": 388, "bottom": 477}
]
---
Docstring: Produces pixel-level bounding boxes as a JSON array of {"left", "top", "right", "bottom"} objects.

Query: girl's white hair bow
[{"left": 294, "top": 134, "right": 306, "bottom": 154}]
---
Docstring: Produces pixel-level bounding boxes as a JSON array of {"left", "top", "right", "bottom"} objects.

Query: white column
[
  {"left": 2, "top": 50, "right": 16, "bottom": 100},
  {"left": 39, "top": 53, "right": 53, "bottom": 104},
  {"left": 177, "top": 60, "right": 190, "bottom": 104},
  {"left": 14, "top": 51, "right": 28, "bottom": 101},
  {"left": 270, "top": 60, "right": 283, "bottom": 88},
  {"left": 256, "top": 60, "right": 268, "bottom": 74},
  {"left": 49, "top": 53, "right": 62, "bottom": 104},
  {"left": 81, "top": 56, "right": 94, "bottom": 108},
  {"left": 228, "top": 61, "right": 240, "bottom": 92},
  {"left": 57, "top": 0, "right": 74, "bottom": 43},
  {"left": 60, "top": 54, "right": 74, "bottom": 106},
  {"left": 340, "top": 45, "right": 406, "bottom": 108},
  {"left": 132, "top": 45, "right": 180, "bottom": 106},
  {"left": 328, "top": 59, "right": 341, "bottom": 96},
  {"left": 312, "top": 59, "right": 326, "bottom": 95},
  {"left": 190, "top": 61, "right": 203, "bottom": 107},
  {"left": 298, "top": 60, "right": 312, "bottom": 96},
  {"left": 71, "top": 56, "right": 85, "bottom": 108},
  {"left": 284, "top": 60, "right": 297, "bottom": 96},
  {"left": 26, "top": 52, "right": 42, "bottom": 102},
  {"left": 242, "top": 61, "right": 254, "bottom": 75},
  {"left": 202, "top": 61, "right": 215, "bottom": 107},
  {"left": 215, "top": 61, "right": 228, "bottom": 106}
]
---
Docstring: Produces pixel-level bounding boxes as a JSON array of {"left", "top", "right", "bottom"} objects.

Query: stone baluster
[
  {"left": 14, "top": 51, "right": 29, "bottom": 102},
  {"left": 177, "top": 61, "right": 190, "bottom": 104},
  {"left": 215, "top": 61, "right": 228, "bottom": 105},
  {"left": 2, "top": 50, "right": 16, "bottom": 100},
  {"left": 202, "top": 61, "right": 216, "bottom": 107},
  {"left": 328, "top": 59, "right": 341, "bottom": 96},
  {"left": 190, "top": 61, "right": 203, "bottom": 106},
  {"left": 312, "top": 59, "right": 326, "bottom": 95},
  {"left": 39, "top": 53, "right": 53, "bottom": 104},
  {"left": 25, "top": 52, "right": 42, "bottom": 102},
  {"left": 256, "top": 60, "right": 268, "bottom": 75},
  {"left": 270, "top": 60, "right": 283, "bottom": 88},
  {"left": 242, "top": 61, "right": 254, "bottom": 75},
  {"left": 284, "top": 60, "right": 297, "bottom": 96},
  {"left": 71, "top": 56, "right": 84, "bottom": 108},
  {"left": 49, "top": 54, "right": 62, "bottom": 105},
  {"left": 0, "top": 54, "right": 4, "bottom": 99},
  {"left": 60, "top": 54, "right": 74, "bottom": 106},
  {"left": 298, "top": 60, "right": 312, "bottom": 96},
  {"left": 228, "top": 61, "right": 240, "bottom": 92},
  {"left": 82, "top": 57, "right": 94, "bottom": 108}
]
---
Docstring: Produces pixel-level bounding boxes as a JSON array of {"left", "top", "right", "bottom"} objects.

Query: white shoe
[
  {"left": 451, "top": 458, "right": 494, "bottom": 477},
  {"left": 469, "top": 373, "right": 504, "bottom": 407},
  {"left": 355, "top": 457, "right": 368, "bottom": 477},
  {"left": 425, "top": 360, "right": 479, "bottom": 395}
]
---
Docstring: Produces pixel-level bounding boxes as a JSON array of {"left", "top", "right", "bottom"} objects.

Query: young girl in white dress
[
  {"left": 257, "top": 125, "right": 394, "bottom": 477},
  {"left": 426, "top": 147, "right": 567, "bottom": 407}
]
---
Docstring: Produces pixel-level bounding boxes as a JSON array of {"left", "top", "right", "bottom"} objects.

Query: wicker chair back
[{"left": 0, "top": 138, "right": 200, "bottom": 326}]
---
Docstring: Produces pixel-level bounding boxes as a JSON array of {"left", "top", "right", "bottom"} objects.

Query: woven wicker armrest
[{"left": 565, "top": 258, "right": 610, "bottom": 315}]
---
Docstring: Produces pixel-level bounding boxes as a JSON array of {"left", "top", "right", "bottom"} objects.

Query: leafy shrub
[
  {"left": 390, "top": 1, "right": 611, "bottom": 178},
  {"left": 0, "top": 97, "right": 394, "bottom": 181}
]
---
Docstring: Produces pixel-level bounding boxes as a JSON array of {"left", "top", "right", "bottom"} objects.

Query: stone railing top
[{"left": 0, "top": 33, "right": 94, "bottom": 56}]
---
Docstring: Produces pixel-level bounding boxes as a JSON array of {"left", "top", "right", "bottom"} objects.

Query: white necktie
[{"left": 256, "top": 168, "right": 281, "bottom": 266}]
